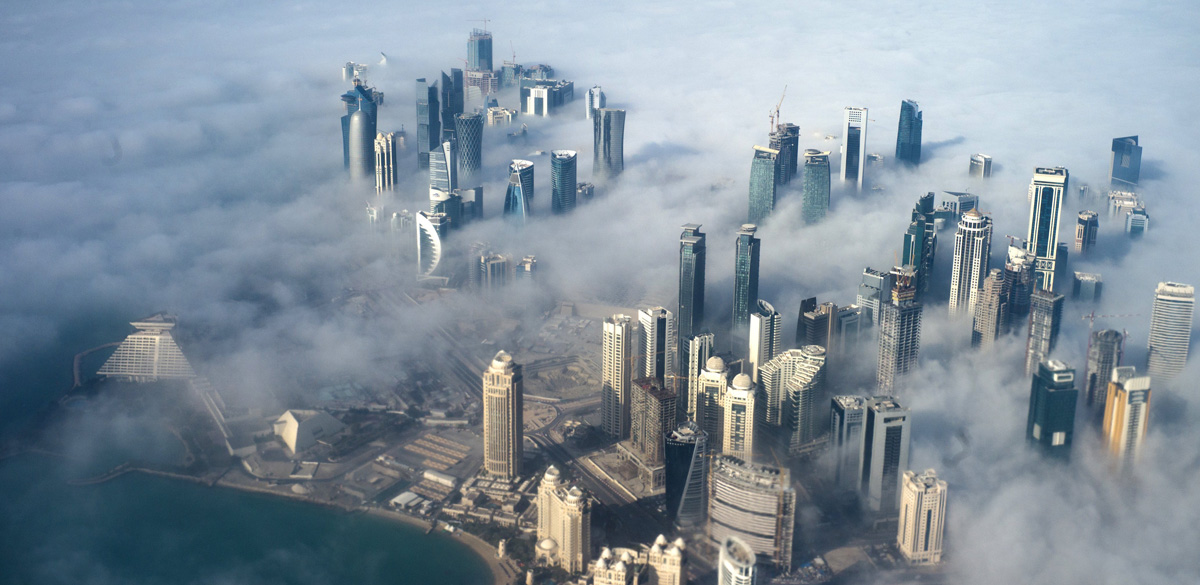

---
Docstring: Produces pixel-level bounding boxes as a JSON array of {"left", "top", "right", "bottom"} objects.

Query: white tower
[
  {"left": 1146, "top": 282, "right": 1194, "bottom": 380},
  {"left": 948, "top": 209, "right": 993, "bottom": 317},
  {"left": 717, "top": 536, "right": 758, "bottom": 585},
  {"left": 602, "top": 315, "right": 639, "bottom": 440},
  {"left": 639, "top": 307, "right": 676, "bottom": 384},
  {"left": 747, "top": 300, "right": 782, "bottom": 384},
  {"left": 722, "top": 374, "right": 757, "bottom": 463},
  {"left": 897, "top": 469, "right": 948, "bottom": 565},
  {"left": 482, "top": 351, "right": 523, "bottom": 481}
]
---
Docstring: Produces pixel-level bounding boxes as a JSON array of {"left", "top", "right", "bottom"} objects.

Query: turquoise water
[{"left": 0, "top": 454, "right": 491, "bottom": 585}]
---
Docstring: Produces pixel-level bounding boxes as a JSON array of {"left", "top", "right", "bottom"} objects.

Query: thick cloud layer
[{"left": 2, "top": 1, "right": 1198, "bottom": 583}]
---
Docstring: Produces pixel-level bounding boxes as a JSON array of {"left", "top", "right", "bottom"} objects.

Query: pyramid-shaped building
[{"left": 98, "top": 314, "right": 195, "bottom": 382}]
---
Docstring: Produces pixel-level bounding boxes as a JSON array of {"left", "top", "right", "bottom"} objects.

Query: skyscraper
[
  {"left": 415, "top": 211, "right": 448, "bottom": 277},
  {"left": 97, "top": 315, "right": 195, "bottom": 381},
  {"left": 415, "top": 78, "right": 440, "bottom": 169},
  {"left": 971, "top": 269, "right": 1007, "bottom": 349},
  {"left": 1125, "top": 206, "right": 1150, "bottom": 236},
  {"left": 346, "top": 110, "right": 374, "bottom": 181},
  {"left": 732, "top": 225, "right": 761, "bottom": 340},
  {"left": 678, "top": 224, "right": 707, "bottom": 382},
  {"left": 722, "top": 374, "right": 756, "bottom": 463},
  {"left": 695, "top": 356, "right": 728, "bottom": 447},
  {"left": 1102, "top": 366, "right": 1152, "bottom": 470},
  {"left": 860, "top": 396, "right": 911, "bottom": 514},
  {"left": 948, "top": 209, "right": 993, "bottom": 317},
  {"left": 536, "top": 466, "right": 592, "bottom": 573},
  {"left": 1004, "top": 245, "right": 1037, "bottom": 328},
  {"left": 902, "top": 194, "right": 937, "bottom": 297},
  {"left": 455, "top": 112, "right": 483, "bottom": 183},
  {"left": 748, "top": 146, "right": 780, "bottom": 225},
  {"left": 374, "top": 132, "right": 399, "bottom": 194},
  {"left": 585, "top": 86, "right": 606, "bottom": 120},
  {"left": 1026, "top": 360, "right": 1078, "bottom": 461},
  {"left": 638, "top": 307, "right": 676, "bottom": 384},
  {"left": 1085, "top": 329, "right": 1125, "bottom": 411},
  {"left": 503, "top": 159, "right": 534, "bottom": 225},
  {"left": 830, "top": 396, "right": 866, "bottom": 491},
  {"left": 629, "top": 378, "right": 677, "bottom": 468},
  {"left": 1072, "top": 272, "right": 1103, "bottom": 302},
  {"left": 593, "top": 108, "right": 626, "bottom": 181},
  {"left": 1075, "top": 211, "right": 1099, "bottom": 254},
  {"left": 801, "top": 150, "right": 831, "bottom": 224},
  {"left": 685, "top": 332, "right": 716, "bottom": 421},
  {"left": 429, "top": 140, "right": 458, "bottom": 194},
  {"left": 895, "top": 100, "right": 922, "bottom": 166},
  {"left": 341, "top": 80, "right": 382, "bottom": 170},
  {"left": 478, "top": 253, "right": 510, "bottom": 292},
  {"left": 467, "top": 29, "right": 493, "bottom": 71},
  {"left": 1147, "top": 282, "right": 1194, "bottom": 380},
  {"left": 717, "top": 537, "right": 758, "bottom": 585},
  {"left": 969, "top": 154, "right": 992, "bottom": 178},
  {"left": 708, "top": 456, "right": 795, "bottom": 571},
  {"left": 1024, "top": 290, "right": 1065, "bottom": 376},
  {"left": 877, "top": 268, "right": 922, "bottom": 393},
  {"left": 440, "top": 69, "right": 464, "bottom": 142},
  {"left": 1109, "top": 136, "right": 1142, "bottom": 189},
  {"left": 769, "top": 123, "right": 800, "bottom": 185},
  {"left": 1025, "top": 167, "right": 1069, "bottom": 292},
  {"left": 550, "top": 150, "right": 579, "bottom": 215},
  {"left": 897, "top": 469, "right": 947, "bottom": 565},
  {"left": 785, "top": 346, "right": 827, "bottom": 453},
  {"left": 747, "top": 300, "right": 781, "bottom": 383},
  {"left": 482, "top": 351, "right": 524, "bottom": 480},
  {"left": 664, "top": 422, "right": 708, "bottom": 528},
  {"left": 857, "top": 268, "right": 894, "bottom": 327},
  {"left": 841, "top": 107, "right": 868, "bottom": 190},
  {"left": 758, "top": 346, "right": 823, "bottom": 429},
  {"left": 602, "top": 315, "right": 639, "bottom": 440}
]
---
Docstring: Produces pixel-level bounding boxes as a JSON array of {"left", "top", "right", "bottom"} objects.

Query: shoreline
[{"left": 8, "top": 452, "right": 514, "bottom": 585}]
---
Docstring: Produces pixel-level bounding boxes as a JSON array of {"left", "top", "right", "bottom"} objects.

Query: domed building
[{"left": 535, "top": 466, "right": 592, "bottom": 573}]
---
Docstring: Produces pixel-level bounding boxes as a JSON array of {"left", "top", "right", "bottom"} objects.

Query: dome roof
[
  {"left": 537, "top": 538, "right": 558, "bottom": 552},
  {"left": 705, "top": 356, "right": 726, "bottom": 371},
  {"left": 600, "top": 548, "right": 613, "bottom": 560},
  {"left": 732, "top": 373, "right": 752, "bottom": 390},
  {"left": 613, "top": 561, "right": 627, "bottom": 572},
  {"left": 491, "top": 350, "right": 514, "bottom": 370},
  {"left": 654, "top": 534, "right": 669, "bottom": 546},
  {"left": 673, "top": 537, "right": 686, "bottom": 550},
  {"left": 651, "top": 543, "right": 663, "bottom": 554}
]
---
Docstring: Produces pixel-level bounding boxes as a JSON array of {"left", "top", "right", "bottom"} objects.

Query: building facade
[
  {"left": 1025, "top": 167, "right": 1069, "bottom": 292},
  {"left": 1110, "top": 135, "right": 1142, "bottom": 188},
  {"left": 732, "top": 225, "right": 761, "bottom": 341},
  {"left": 1075, "top": 211, "right": 1099, "bottom": 254},
  {"left": 897, "top": 469, "right": 947, "bottom": 565},
  {"left": 877, "top": 269, "right": 922, "bottom": 393},
  {"left": 629, "top": 377, "right": 677, "bottom": 467},
  {"left": 685, "top": 332, "right": 716, "bottom": 420},
  {"left": 969, "top": 153, "right": 992, "bottom": 178},
  {"left": 1102, "top": 366, "right": 1151, "bottom": 471},
  {"left": 550, "top": 150, "right": 578, "bottom": 214},
  {"left": 801, "top": 149, "right": 831, "bottom": 224},
  {"left": 1146, "top": 281, "right": 1194, "bottom": 380},
  {"left": 503, "top": 159, "right": 535, "bottom": 225},
  {"left": 708, "top": 456, "right": 795, "bottom": 571},
  {"left": 830, "top": 395, "right": 867, "bottom": 491},
  {"left": 482, "top": 351, "right": 524, "bottom": 480},
  {"left": 1085, "top": 329, "right": 1125, "bottom": 411},
  {"left": 895, "top": 99, "right": 923, "bottom": 166},
  {"left": 1024, "top": 290, "right": 1065, "bottom": 375},
  {"left": 593, "top": 108, "right": 626, "bottom": 181},
  {"left": 748, "top": 300, "right": 782, "bottom": 384},
  {"left": 639, "top": 307, "right": 676, "bottom": 385},
  {"left": 717, "top": 536, "right": 758, "bottom": 585},
  {"left": 971, "top": 269, "right": 1007, "bottom": 349},
  {"left": 748, "top": 146, "right": 780, "bottom": 225},
  {"left": 860, "top": 396, "right": 911, "bottom": 514},
  {"left": 602, "top": 315, "right": 639, "bottom": 440},
  {"left": 841, "top": 107, "right": 868, "bottom": 190},
  {"left": 948, "top": 209, "right": 993, "bottom": 317},
  {"left": 695, "top": 356, "right": 729, "bottom": 448},
  {"left": 536, "top": 466, "right": 592, "bottom": 573},
  {"left": 678, "top": 224, "right": 707, "bottom": 383},
  {"left": 665, "top": 422, "right": 708, "bottom": 528},
  {"left": 770, "top": 123, "right": 800, "bottom": 185},
  {"left": 722, "top": 374, "right": 757, "bottom": 463},
  {"left": 1025, "top": 360, "right": 1078, "bottom": 461},
  {"left": 374, "top": 131, "right": 399, "bottom": 194}
]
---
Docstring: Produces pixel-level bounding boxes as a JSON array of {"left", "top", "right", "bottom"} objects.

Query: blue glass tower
[
  {"left": 455, "top": 112, "right": 483, "bottom": 184},
  {"left": 1109, "top": 136, "right": 1141, "bottom": 189},
  {"left": 732, "top": 225, "right": 761, "bottom": 339},
  {"left": 341, "top": 80, "right": 382, "bottom": 169},
  {"left": 895, "top": 100, "right": 923, "bottom": 166},
  {"left": 550, "top": 150, "right": 578, "bottom": 214},
  {"left": 503, "top": 160, "right": 534, "bottom": 225},
  {"left": 593, "top": 108, "right": 625, "bottom": 182},
  {"left": 416, "top": 78, "right": 440, "bottom": 169},
  {"left": 678, "top": 224, "right": 707, "bottom": 375},
  {"left": 748, "top": 146, "right": 780, "bottom": 225},
  {"left": 801, "top": 150, "right": 831, "bottom": 224},
  {"left": 440, "top": 69, "right": 464, "bottom": 142}
]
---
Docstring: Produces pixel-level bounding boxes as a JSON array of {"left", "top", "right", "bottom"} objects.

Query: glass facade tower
[
  {"left": 732, "top": 225, "right": 761, "bottom": 340},
  {"left": 748, "top": 146, "right": 780, "bottom": 225},
  {"left": 1025, "top": 359, "right": 1078, "bottom": 461},
  {"left": 802, "top": 150, "right": 831, "bottom": 224},
  {"left": 895, "top": 99, "right": 923, "bottom": 166},
  {"left": 550, "top": 150, "right": 578, "bottom": 214}
]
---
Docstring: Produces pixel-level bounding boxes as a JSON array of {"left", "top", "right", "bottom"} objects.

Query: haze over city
[{"left": 2, "top": 1, "right": 1199, "bottom": 585}]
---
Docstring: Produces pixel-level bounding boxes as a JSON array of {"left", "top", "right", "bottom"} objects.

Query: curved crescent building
[
  {"left": 708, "top": 455, "right": 795, "bottom": 572},
  {"left": 415, "top": 211, "right": 448, "bottom": 276},
  {"left": 664, "top": 421, "right": 708, "bottom": 528}
]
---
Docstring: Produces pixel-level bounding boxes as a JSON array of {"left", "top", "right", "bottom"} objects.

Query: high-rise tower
[
  {"left": 897, "top": 469, "right": 947, "bottom": 565},
  {"left": 902, "top": 194, "right": 938, "bottom": 297},
  {"left": 503, "top": 160, "right": 535, "bottom": 225},
  {"left": 664, "top": 422, "right": 708, "bottom": 528},
  {"left": 467, "top": 29, "right": 493, "bottom": 71},
  {"left": 551, "top": 150, "right": 578, "bottom": 214},
  {"left": 440, "top": 69, "right": 464, "bottom": 142},
  {"left": 747, "top": 300, "right": 782, "bottom": 384},
  {"left": 948, "top": 209, "right": 993, "bottom": 317},
  {"left": 1085, "top": 329, "right": 1125, "bottom": 411},
  {"left": 722, "top": 374, "right": 756, "bottom": 463},
  {"left": 602, "top": 315, "right": 639, "bottom": 440},
  {"left": 585, "top": 86, "right": 606, "bottom": 120},
  {"left": 684, "top": 332, "right": 715, "bottom": 420},
  {"left": 732, "top": 225, "right": 761, "bottom": 341},
  {"left": 860, "top": 396, "right": 911, "bottom": 514},
  {"left": 536, "top": 466, "right": 592, "bottom": 572},
  {"left": 769, "top": 123, "right": 800, "bottom": 185},
  {"left": 455, "top": 112, "right": 483, "bottom": 183},
  {"left": 678, "top": 224, "right": 707, "bottom": 383},
  {"left": 593, "top": 108, "right": 626, "bottom": 182},
  {"left": 1102, "top": 366, "right": 1151, "bottom": 470},
  {"left": 630, "top": 378, "right": 676, "bottom": 468},
  {"left": 971, "top": 269, "right": 1007, "bottom": 349},
  {"left": 895, "top": 100, "right": 923, "bottom": 166},
  {"left": 841, "top": 107, "right": 868, "bottom": 190},
  {"left": 374, "top": 131, "right": 399, "bottom": 194},
  {"left": 341, "top": 80, "right": 382, "bottom": 171},
  {"left": 415, "top": 78, "right": 440, "bottom": 169},
  {"left": 969, "top": 154, "right": 992, "bottom": 178},
  {"left": 801, "top": 150, "right": 831, "bottom": 224},
  {"left": 347, "top": 110, "right": 374, "bottom": 181},
  {"left": 1110, "top": 136, "right": 1142, "bottom": 189},
  {"left": 1025, "top": 360, "right": 1078, "bottom": 461},
  {"left": 1146, "top": 282, "right": 1194, "bottom": 380},
  {"left": 708, "top": 456, "right": 795, "bottom": 571},
  {"left": 1004, "top": 245, "right": 1037, "bottom": 328},
  {"left": 429, "top": 140, "right": 458, "bottom": 194},
  {"left": 1024, "top": 290, "right": 1065, "bottom": 375},
  {"left": 857, "top": 268, "right": 894, "bottom": 328},
  {"left": 639, "top": 307, "right": 676, "bottom": 385},
  {"left": 1075, "top": 211, "right": 1099, "bottom": 255},
  {"left": 830, "top": 396, "right": 866, "bottom": 491},
  {"left": 748, "top": 146, "right": 780, "bottom": 225},
  {"left": 482, "top": 351, "right": 524, "bottom": 480},
  {"left": 1025, "top": 167, "right": 1069, "bottom": 292},
  {"left": 695, "top": 356, "right": 728, "bottom": 446},
  {"left": 877, "top": 268, "right": 922, "bottom": 393},
  {"left": 414, "top": 211, "right": 448, "bottom": 277},
  {"left": 717, "top": 537, "right": 758, "bottom": 585}
]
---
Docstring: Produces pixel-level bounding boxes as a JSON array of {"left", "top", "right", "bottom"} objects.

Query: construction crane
[
  {"left": 467, "top": 18, "right": 490, "bottom": 32},
  {"left": 1003, "top": 234, "right": 1026, "bottom": 248},
  {"left": 768, "top": 85, "right": 787, "bottom": 132},
  {"left": 1081, "top": 311, "right": 1139, "bottom": 355}
]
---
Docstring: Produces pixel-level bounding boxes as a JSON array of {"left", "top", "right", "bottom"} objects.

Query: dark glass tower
[
  {"left": 664, "top": 421, "right": 708, "bottom": 528},
  {"left": 593, "top": 108, "right": 625, "bottom": 182},
  {"left": 440, "top": 70, "right": 464, "bottom": 142},
  {"left": 503, "top": 160, "right": 534, "bottom": 225},
  {"left": 895, "top": 99, "right": 923, "bottom": 166},
  {"left": 901, "top": 193, "right": 937, "bottom": 297},
  {"left": 732, "top": 225, "right": 761, "bottom": 340},
  {"left": 1026, "top": 360, "right": 1078, "bottom": 460},
  {"left": 802, "top": 150, "right": 831, "bottom": 224},
  {"left": 769, "top": 123, "right": 800, "bottom": 185},
  {"left": 550, "top": 150, "right": 578, "bottom": 214},
  {"left": 415, "top": 78, "right": 440, "bottom": 169},
  {"left": 678, "top": 224, "right": 707, "bottom": 379},
  {"left": 1024, "top": 290, "right": 1065, "bottom": 375},
  {"left": 748, "top": 146, "right": 780, "bottom": 225},
  {"left": 346, "top": 110, "right": 374, "bottom": 181},
  {"left": 341, "top": 80, "right": 381, "bottom": 170},
  {"left": 1025, "top": 167, "right": 1069, "bottom": 292},
  {"left": 454, "top": 112, "right": 483, "bottom": 184},
  {"left": 1109, "top": 136, "right": 1141, "bottom": 189},
  {"left": 1085, "top": 329, "right": 1124, "bottom": 411}
]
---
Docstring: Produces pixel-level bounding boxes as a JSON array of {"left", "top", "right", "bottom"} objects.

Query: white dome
[
  {"left": 706, "top": 356, "right": 726, "bottom": 372},
  {"left": 732, "top": 373, "right": 752, "bottom": 390},
  {"left": 654, "top": 534, "right": 669, "bottom": 546}
]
